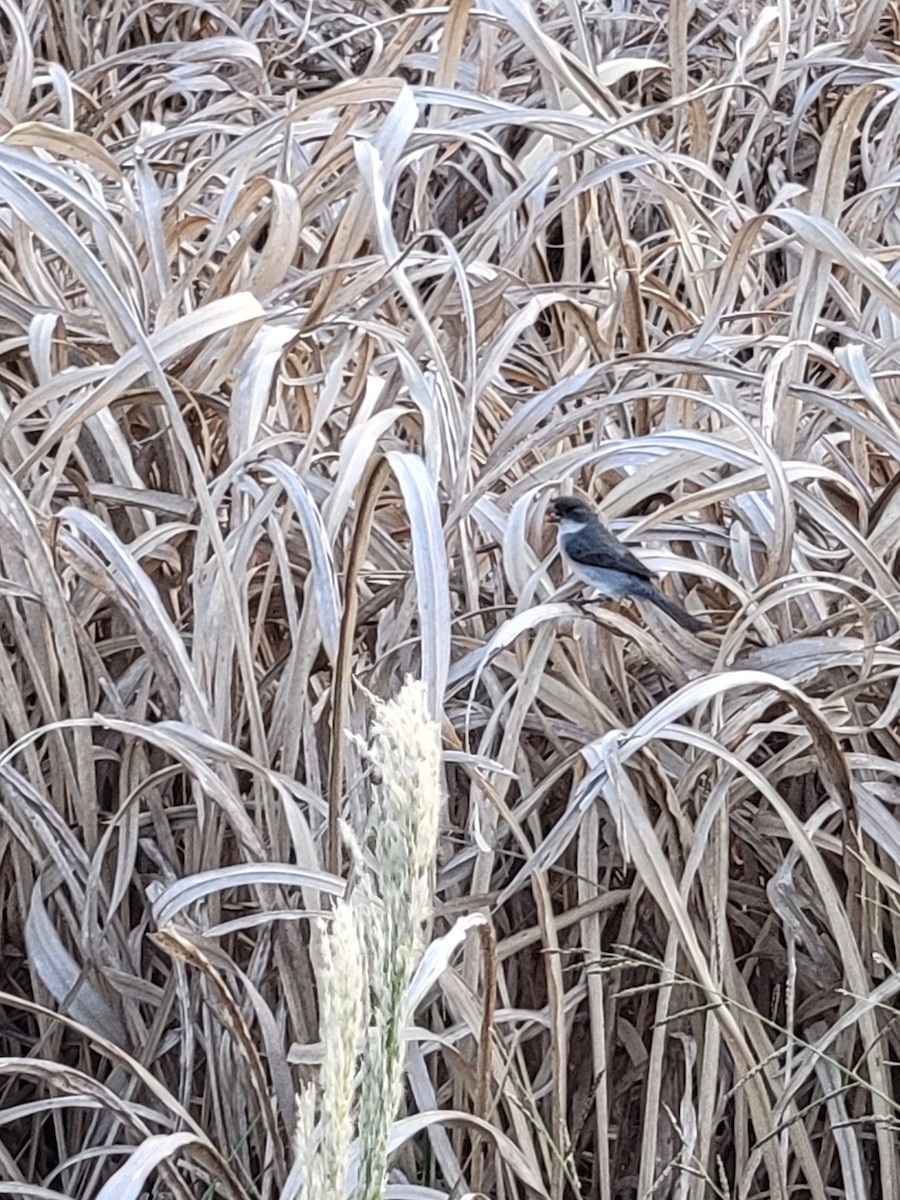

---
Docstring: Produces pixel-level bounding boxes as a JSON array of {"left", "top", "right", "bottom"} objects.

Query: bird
[{"left": 546, "top": 495, "right": 707, "bottom": 633}]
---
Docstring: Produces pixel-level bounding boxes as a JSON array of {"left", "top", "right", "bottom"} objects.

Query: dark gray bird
[{"left": 547, "top": 496, "right": 707, "bottom": 633}]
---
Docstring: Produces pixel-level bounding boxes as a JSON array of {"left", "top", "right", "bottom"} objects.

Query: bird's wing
[{"left": 565, "top": 524, "right": 657, "bottom": 581}]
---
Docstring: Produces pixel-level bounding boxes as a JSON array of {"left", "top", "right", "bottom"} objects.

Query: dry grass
[{"left": 2, "top": 0, "right": 900, "bottom": 1196}]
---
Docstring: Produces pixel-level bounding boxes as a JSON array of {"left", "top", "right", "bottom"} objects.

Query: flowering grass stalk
[
  {"left": 354, "top": 679, "right": 441, "bottom": 1200},
  {"left": 290, "top": 679, "right": 441, "bottom": 1200}
]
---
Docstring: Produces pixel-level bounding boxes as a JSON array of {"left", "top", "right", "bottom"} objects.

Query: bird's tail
[{"left": 648, "top": 588, "right": 707, "bottom": 633}]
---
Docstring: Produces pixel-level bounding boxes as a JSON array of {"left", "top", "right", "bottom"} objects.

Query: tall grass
[{"left": 2, "top": 0, "right": 900, "bottom": 1197}]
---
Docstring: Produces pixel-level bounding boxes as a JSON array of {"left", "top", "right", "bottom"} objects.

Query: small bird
[{"left": 547, "top": 495, "right": 707, "bottom": 633}]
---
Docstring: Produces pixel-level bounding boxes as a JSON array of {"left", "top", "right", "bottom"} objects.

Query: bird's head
[{"left": 546, "top": 496, "right": 596, "bottom": 528}]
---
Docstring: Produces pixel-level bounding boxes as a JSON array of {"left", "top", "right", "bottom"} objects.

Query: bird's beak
[{"left": 545, "top": 508, "right": 559, "bottom": 525}]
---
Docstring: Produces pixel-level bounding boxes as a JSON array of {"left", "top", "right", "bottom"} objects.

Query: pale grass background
[{"left": 1, "top": 1, "right": 900, "bottom": 1198}]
